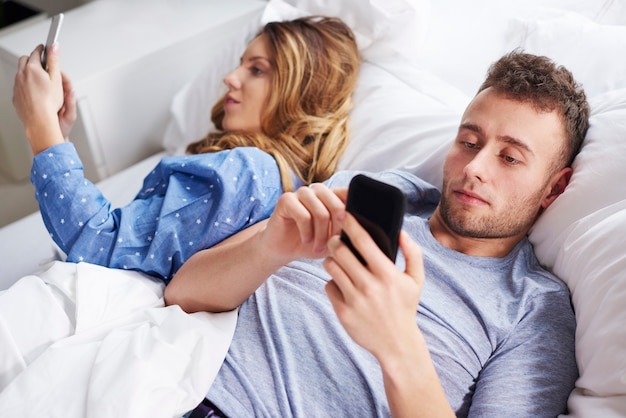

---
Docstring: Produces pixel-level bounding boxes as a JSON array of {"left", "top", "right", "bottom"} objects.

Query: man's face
[{"left": 439, "top": 88, "right": 567, "bottom": 239}]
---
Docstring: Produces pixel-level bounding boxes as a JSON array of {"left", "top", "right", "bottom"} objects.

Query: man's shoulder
[
  {"left": 325, "top": 170, "right": 441, "bottom": 217},
  {"left": 515, "top": 238, "right": 571, "bottom": 296},
  {"left": 325, "top": 169, "right": 426, "bottom": 187},
  {"left": 326, "top": 169, "right": 438, "bottom": 196}
]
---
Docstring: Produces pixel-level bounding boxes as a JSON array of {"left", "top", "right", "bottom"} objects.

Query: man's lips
[{"left": 454, "top": 189, "right": 489, "bottom": 206}]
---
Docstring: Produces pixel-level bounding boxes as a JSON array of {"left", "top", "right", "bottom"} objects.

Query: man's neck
[{"left": 428, "top": 210, "right": 526, "bottom": 258}]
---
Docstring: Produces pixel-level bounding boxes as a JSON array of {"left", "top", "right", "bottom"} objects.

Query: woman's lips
[{"left": 224, "top": 94, "right": 240, "bottom": 105}]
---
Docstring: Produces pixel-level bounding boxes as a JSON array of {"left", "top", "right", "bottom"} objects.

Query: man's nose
[{"left": 463, "top": 149, "right": 491, "bottom": 183}]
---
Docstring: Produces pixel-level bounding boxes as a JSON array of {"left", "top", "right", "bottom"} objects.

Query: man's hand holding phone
[
  {"left": 323, "top": 175, "right": 426, "bottom": 367},
  {"left": 324, "top": 207, "right": 426, "bottom": 361}
]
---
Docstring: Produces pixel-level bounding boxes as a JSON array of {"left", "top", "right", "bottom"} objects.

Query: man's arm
[
  {"left": 164, "top": 184, "right": 348, "bottom": 313},
  {"left": 324, "top": 214, "right": 455, "bottom": 418},
  {"left": 164, "top": 220, "right": 279, "bottom": 312}
]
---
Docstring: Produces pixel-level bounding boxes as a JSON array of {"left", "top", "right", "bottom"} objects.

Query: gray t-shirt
[{"left": 206, "top": 170, "right": 577, "bottom": 417}]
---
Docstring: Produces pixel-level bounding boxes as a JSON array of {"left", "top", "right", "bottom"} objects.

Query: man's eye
[
  {"left": 462, "top": 141, "right": 479, "bottom": 149},
  {"left": 502, "top": 155, "right": 520, "bottom": 165}
]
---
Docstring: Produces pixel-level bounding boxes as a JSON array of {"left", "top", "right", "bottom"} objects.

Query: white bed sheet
[{"left": 0, "top": 260, "right": 237, "bottom": 417}]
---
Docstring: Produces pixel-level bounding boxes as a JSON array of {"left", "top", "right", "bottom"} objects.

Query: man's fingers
[
  {"left": 333, "top": 187, "right": 348, "bottom": 204},
  {"left": 303, "top": 184, "right": 346, "bottom": 251},
  {"left": 326, "top": 229, "right": 377, "bottom": 294},
  {"left": 340, "top": 212, "right": 391, "bottom": 274},
  {"left": 275, "top": 192, "right": 315, "bottom": 244},
  {"left": 298, "top": 186, "right": 333, "bottom": 251},
  {"left": 324, "top": 256, "right": 352, "bottom": 296}
]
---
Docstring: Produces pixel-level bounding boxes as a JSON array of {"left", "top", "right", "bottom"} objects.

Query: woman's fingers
[
  {"left": 59, "top": 72, "right": 76, "bottom": 138},
  {"left": 29, "top": 44, "right": 43, "bottom": 63},
  {"left": 17, "top": 55, "right": 28, "bottom": 72},
  {"left": 26, "top": 45, "right": 48, "bottom": 76},
  {"left": 45, "top": 43, "right": 60, "bottom": 75},
  {"left": 60, "top": 71, "right": 74, "bottom": 96},
  {"left": 16, "top": 45, "right": 43, "bottom": 78}
]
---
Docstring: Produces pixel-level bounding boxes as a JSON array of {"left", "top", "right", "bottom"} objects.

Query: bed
[{"left": 1, "top": 0, "right": 625, "bottom": 416}]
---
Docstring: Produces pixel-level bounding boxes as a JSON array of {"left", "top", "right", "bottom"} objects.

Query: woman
[{"left": 12, "top": 16, "right": 360, "bottom": 281}]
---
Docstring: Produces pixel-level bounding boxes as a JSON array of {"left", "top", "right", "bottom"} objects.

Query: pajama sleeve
[{"left": 31, "top": 143, "right": 286, "bottom": 281}]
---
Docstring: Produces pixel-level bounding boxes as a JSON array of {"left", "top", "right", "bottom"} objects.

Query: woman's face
[{"left": 222, "top": 34, "right": 274, "bottom": 133}]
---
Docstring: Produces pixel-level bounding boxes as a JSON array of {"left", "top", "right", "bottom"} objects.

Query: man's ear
[{"left": 541, "top": 167, "right": 573, "bottom": 209}]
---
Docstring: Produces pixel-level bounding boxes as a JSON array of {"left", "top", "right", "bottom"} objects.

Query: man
[{"left": 165, "top": 50, "right": 589, "bottom": 417}]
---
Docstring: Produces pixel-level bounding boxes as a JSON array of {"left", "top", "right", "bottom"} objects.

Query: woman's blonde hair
[{"left": 186, "top": 16, "right": 360, "bottom": 191}]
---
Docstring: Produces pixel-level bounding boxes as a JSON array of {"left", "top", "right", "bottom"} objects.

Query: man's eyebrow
[
  {"left": 459, "top": 123, "right": 482, "bottom": 135},
  {"left": 499, "top": 136, "right": 534, "bottom": 156},
  {"left": 459, "top": 123, "right": 534, "bottom": 155}
]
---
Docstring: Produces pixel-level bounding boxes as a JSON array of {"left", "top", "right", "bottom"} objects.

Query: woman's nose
[{"left": 223, "top": 68, "right": 242, "bottom": 90}]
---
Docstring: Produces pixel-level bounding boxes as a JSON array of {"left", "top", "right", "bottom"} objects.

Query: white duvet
[{"left": 0, "top": 261, "right": 237, "bottom": 418}]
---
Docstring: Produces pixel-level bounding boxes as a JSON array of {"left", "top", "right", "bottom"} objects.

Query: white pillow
[
  {"left": 530, "top": 89, "right": 626, "bottom": 266},
  {"left": 507, "top": 12, "right": 626, "bottom": 98},
  {"left": 595, "top": 1, "right": 626, "bottom": 25},
  {"left": 261, "top": 0, "right": 430, "bottom": 66},
  {"left": 554, "top": 202, "right": 626, "bottom": 418},
  {"left": 416, "top": 1, "right": 622, "bottom": 97},
  {"left": 338, "top": 60, "right": 467, "bottom": 189},
  {"left": 529, "top": 89, "right": 626, "bottom": 414}
]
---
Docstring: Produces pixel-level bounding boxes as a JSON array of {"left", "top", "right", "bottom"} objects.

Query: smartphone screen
[
  {"left": 341, "top": 174, "right": 407, "bottom": 264},
  {"left": 42, "top": 13, "right": 64, "bottom": 71}
]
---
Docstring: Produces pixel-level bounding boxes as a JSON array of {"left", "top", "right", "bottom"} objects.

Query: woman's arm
[
  {"left": 165, "top": 184, "right": 348, "bottom": 312},
  {"left": 324, "top": 215, "right": 455, "bottom": 418}
]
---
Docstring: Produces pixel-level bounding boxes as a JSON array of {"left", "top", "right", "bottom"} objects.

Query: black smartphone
[
  {"left": 340, "top": 174, "right": 407, "bottom": 264},
  {"left": 42, "top": 13, "right": 64, "bottom": 71}
]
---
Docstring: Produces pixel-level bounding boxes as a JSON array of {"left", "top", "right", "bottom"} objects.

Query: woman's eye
[{"left": 251, "top": 66, "right": 263, "bottom": 76}]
